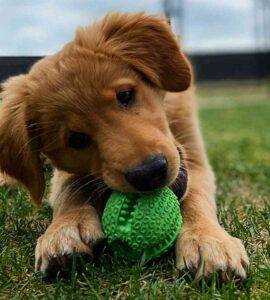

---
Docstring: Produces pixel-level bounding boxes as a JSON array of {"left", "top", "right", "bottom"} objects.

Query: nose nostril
[{"left": 125, "top": 154, "right": 168, "bottom": 191}]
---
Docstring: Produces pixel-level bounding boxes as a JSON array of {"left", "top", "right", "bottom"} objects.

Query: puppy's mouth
[{"left": 85, "top": 147, "right": 188, "bottom": 213}]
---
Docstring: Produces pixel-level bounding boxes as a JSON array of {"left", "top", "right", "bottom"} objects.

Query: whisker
[
  {"left": 52, "top": 174, "right": 91, "bottom": 205},
  {"left": 18, "top": 129, "right": 59, "bottom": 156},
  {"left": 65, "top": 175, "right": 104, "bottom": 205}
]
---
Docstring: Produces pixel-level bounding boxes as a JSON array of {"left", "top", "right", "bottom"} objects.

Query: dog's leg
[
  {"left": 176, "top": 165, "right": 249, "bottom": 281},
  {"left": 166, "top": 90, "right": 249, "bottom": 280},
  {"left": 35, "top": 170, "right": 104, "bottom": 274}
]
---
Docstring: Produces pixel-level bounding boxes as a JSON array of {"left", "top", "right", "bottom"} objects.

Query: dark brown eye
[
  {"left": 68, "top": 131, "right": 90, "bottom": 149},
  {"left": 116, "top": 89, "right": 135, "bottom": 107}
]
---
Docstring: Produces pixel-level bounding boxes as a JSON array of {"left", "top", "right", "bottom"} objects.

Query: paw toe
[{"left": 176, "top": 228, "right": 249, "bottom": 281}]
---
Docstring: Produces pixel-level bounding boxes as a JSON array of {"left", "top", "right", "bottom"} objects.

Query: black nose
[{"left": 125, "top": 154, "right": 168, "bottom": 191}]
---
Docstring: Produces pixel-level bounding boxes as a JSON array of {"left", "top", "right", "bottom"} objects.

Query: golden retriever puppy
[{"left": 0, "top": 13, "right": 248, "bottom": 279}]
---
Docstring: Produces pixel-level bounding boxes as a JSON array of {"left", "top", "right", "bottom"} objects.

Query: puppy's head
[{"left": 0, "top": 13, "right": 191, "bottom": 204}]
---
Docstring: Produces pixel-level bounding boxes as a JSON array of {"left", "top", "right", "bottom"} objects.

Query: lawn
[{"left": 0, "top": 81, "right": 269, "bottom": 299}]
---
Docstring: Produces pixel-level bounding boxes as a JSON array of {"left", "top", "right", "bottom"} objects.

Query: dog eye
[
  {"left": 68, "top": 131, "right": 90, "bottom": 149},
  {"left": 116, "top": 89, "right": 135, "bottom": 107}
]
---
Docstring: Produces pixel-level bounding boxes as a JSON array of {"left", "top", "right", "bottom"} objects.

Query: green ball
[{"left": 102, "top": 187, "right": 182, "bottom": 261}]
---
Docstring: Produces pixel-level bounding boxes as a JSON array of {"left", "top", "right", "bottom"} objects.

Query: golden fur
[{"left": 0, "top": 12, "right": 248, "bottom": 279}]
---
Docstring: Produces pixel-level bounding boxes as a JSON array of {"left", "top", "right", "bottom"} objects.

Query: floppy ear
[
  {"left": 0, "top": 75, "right": 45, "bottom": 204},
  {"left": 79, "top": 13, "right": 191, "bottom": 92}
]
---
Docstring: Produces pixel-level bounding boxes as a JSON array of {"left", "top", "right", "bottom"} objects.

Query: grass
[{"left": 0, "top": 80, "right": 269, "bottom": 299}]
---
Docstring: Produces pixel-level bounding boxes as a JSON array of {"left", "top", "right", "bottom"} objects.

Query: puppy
[{"left": 0, "top": 13, "right": 249, "bottom": 279}]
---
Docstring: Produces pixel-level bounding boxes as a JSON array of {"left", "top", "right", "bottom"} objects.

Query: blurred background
[{"left": 0, "top": 0, "right": 270, "bottom": 82}]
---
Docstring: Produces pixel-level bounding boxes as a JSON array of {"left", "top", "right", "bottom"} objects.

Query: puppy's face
[
  {"left": 0, "top": 13, "right": 191, "bottom": 203},
  {"left": 35, "top": 56, "right": 179, "bottom": 192}
]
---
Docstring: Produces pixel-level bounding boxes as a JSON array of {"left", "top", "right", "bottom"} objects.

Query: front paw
[
  {"left": 176, "top": 222, "right": 249, "bottom": 281},
  {"left": 35, "top": 206, "right": 104, "bottom": 275}
]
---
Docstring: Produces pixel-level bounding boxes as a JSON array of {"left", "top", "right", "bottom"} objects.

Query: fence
[{"left": 1, "top": 52, "right": 270, "bottom": 84}]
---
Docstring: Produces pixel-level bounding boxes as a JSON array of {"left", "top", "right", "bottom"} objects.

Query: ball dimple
[{"left": 102, "top": 188, "right": 182, "bottom": 261}]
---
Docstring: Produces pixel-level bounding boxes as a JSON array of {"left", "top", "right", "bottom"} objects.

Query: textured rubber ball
[{"left": 102, "top": 187, "right": 182, "bottom": 261}]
